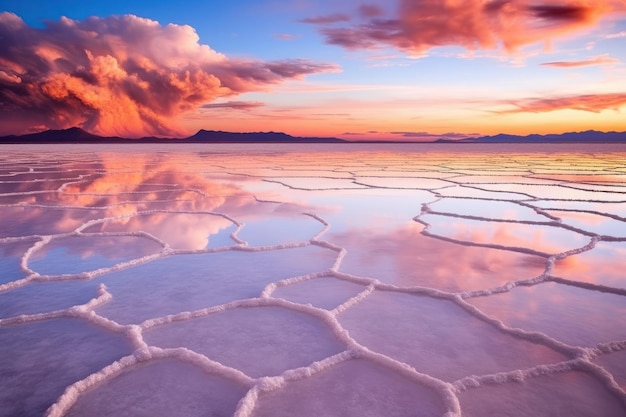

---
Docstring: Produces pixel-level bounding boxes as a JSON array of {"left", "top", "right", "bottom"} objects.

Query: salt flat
[{"left": 1, "top": 143, "right": 625, "bottom": 417}]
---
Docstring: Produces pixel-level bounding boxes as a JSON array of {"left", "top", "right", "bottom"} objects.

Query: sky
[{"left": 0, "top": 0, "right": 625, "bottom": 140}]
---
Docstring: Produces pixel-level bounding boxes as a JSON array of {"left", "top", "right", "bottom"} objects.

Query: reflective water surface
[{"left": 1, "top": 143, "right": 625, "bottom": 417}]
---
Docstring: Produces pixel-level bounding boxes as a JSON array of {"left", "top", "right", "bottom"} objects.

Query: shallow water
[{"left": 1, "top": 143, "right": 625, "bottom": 417}]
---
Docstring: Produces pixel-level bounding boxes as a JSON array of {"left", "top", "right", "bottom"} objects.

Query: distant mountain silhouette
[
  {"left": 185, "top": 129, "right": 344, "bottom": 143},
  {"left": 1, "top": 127, "right": 625, "bottom": 144},
  {"left": 436, "top": 130, "right": 626, "bottom": 143},
  {"left": 0, "top": 128, "right": 345, "bottom": 144},
  {"left": 0, "top": 127, "right": 122, "bottom": 143}
]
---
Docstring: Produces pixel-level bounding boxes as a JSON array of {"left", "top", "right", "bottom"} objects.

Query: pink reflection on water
[
  {"left": 553, "top": 241, "right": 626, "bottom": 289},
  {"left": 422, "top": 213, "right": 588, "bottom": 254},
  {"left": 334, "top": 222, "right": 546, "bottom": 291},
  {"left": 28, "top": 235, "right": 163, "bottom": 276},
  {"left": 467, "top": 282, "right": 626, "bottom": 346},
  {"left": 83, "top": 212, "right": 234, "bottom": 250},
  {"left": 338, "top": 291, "right": 565, "bottom": 381}
]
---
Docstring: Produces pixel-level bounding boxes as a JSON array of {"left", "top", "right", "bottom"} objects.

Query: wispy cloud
[
  {"left": 0, "top": 13, "right": 337, "bottom": 137},
  {"left": 541, "top": 54, "right": 619, "bottom": 68},
  {"left": 201, "top": 101, "right": 265, "bottom": 110},
  {"left": 274, "top": 33, "right": 299, "bottom": 41},
  {"left": 390, "top": 131, "right": 476, "bottom": 138},
  {"left": 310, "top": 0, "right": 626, "bottom": 54},
  {"left": 605, "top": 30, "right": 626, "bottom": 39},
  {"left": 299, "top": 14, "right": 351, "bottom": 24},
  {"left": 501, "top": 92, "right": 626, "bottom": 114}
]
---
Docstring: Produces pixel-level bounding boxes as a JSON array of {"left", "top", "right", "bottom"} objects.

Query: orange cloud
[
  {"left": 308, "top": 0, "right": 626, "bottom": 53},
  {"left": 541, "top": 54, "right": 619, "bottom": 67},
  {"left": 502, "top": 92, "right": 626, "bottom": 113},
  {"left": 0, "top": 13, "right": 337, "bottom": 137}
]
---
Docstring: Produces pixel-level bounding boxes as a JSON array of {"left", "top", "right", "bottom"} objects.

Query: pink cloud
[
  {"left": 502, "top": 92, "right": 626, "bottom": 113},
  {"left": 312, "top": 0, "right": 626, "bottom": 53},
  {"left": 0, "top": 13, "right": 337, "bottom": 137},
  {"left": 541, "top": 54, "right": 619, "bottom": 67},
  {"left": 274, "top": 33, "right": 298, "bottom": 40},
  {"left": 359, "top": 5, "right": 385, "bottom": 18}
]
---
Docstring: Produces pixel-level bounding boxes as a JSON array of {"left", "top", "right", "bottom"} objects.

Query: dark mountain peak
[
  {"left": 457, "top": 130, "right": 626, "bottom": 144},
  {"left": 186, "top": 129, "right": 343, "bottom": 143},
  {"left": 0, "top": 127, "right": 345, "bottom": 143},
  {"left": 2, "top": 127, "right": 624, "bottom": 144},
  {"left": 6, "top": 127, "right": 118, "bottom": 143}
]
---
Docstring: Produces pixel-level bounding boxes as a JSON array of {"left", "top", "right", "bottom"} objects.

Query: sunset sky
[{"left": 1, "top": 0, "right": 625, "bottom": 140}]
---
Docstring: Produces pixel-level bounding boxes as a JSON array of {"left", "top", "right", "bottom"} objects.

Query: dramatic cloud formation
[
  {"left": 503, "top": 92, "right": 626, "bottom": 113},
  {"left": 306, "top": 0, "right": 626, "bottom": 53},
  {"left": 541, "top": 54, "right": 619, "bottom": 67},
  {"left": 0, "top": 13, "right": 337, "bottom": 137}
]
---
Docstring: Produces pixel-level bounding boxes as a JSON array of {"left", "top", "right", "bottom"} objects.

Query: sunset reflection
[
  {"left": 553, "top": 241, "right": 626, "bottom": 289},
  {"left": 334, "top": 222, "right": 547, "bottom": 292}
]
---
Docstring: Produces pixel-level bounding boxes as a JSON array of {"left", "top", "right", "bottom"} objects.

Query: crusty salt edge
[
  {"left": 424, "top": 209, "right": 602, "bottom": 240},
  {"left": 458, "top": 238, "right": 600, "bottom": 300},
  {"left": 44, "top": 346, "right": 254, "bottom": 417},
  {"left": 354, "top": 346, "right": 461, "bottom": 417},
  {"left": 0, "top": 283, "right": 116, "bottom": 325},
  {"left": 331, "top": 284, "right": 376, "bottom": 315},
  {"left": 453, "top": 357, "right": 626, "bottom": 406},
  {"left": 320, "top": 274, "right": 587, "bottom": 361},
  {"left": 0, "top": 190, "right": 57, "bottom": 197},
  {"left": 547, "top": 276, "right": 626, "bottom": 297},
  {"left": 232, "top": 323, "right": 461, "bottom": 417},
  {"left": 454, "top": 295, "right": 583, "bottom": 356},
  {"left": 73, "top": 209, "right": 240, "bottom": 234},
  {"left": 233, "top": 351, "right": 356, "bottom": 417},
  {"left": 303, "top": 212, "right": 330, "bottom": 241},
  {"left": 0, "top": 198, "right": 199, "bottom": 211},
  {"left": 457, "top": 183, "right": 626, "bottom": 203},
  {"left": 140, "top": 297, "right": 355, "bottom": 348},
  {"left": 260, "top": 271, "right": 330, "bottom": 299},
  {"left": 351, "top": 177, "right": 459, "bottom": 191},
  {"left": 412, "top": 216, "right": 553, "bottom": 258},
  {"left": 522, "top": 205, "right": 626, "bottom": 223},
  {"left": 261, "top": 178, "right": 368, "bottom": 191},
  {"left": 1, "top": 213, "right": 335, "bottom": 291},
  {"left": 0, "top": 175, "right": 86, "bottom": 183}
]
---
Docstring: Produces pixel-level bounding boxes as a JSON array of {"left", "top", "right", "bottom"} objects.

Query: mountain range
[
  {"left": 439, "top": 130, "right": 626, "bottom": 144},
  {"left": 1, "top": 127, "right": 625, "bottom": 144}
]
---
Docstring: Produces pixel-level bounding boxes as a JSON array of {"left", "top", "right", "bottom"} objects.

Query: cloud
[
  {"left": 541, "top": 54, "right": 619, "bottom": 67},
  {"left": 605, "top": 30, "right": 626, "bottom": 38},
  {"left": 0, "top": 13, "right": 337, "bottom": 137},
  {"left": 390, "top": 131, "right": 478, "bottom": 140},
  {"left": 201, "top": 101, "right": 265, "bottom": 110},
  {"left": 299, "top": 14, "right": 351, "bottom": 24},
  {"left": 311, "top": 0, "right": 626, "bottom": 54},
  {"left": 501, "top": 92, "right": 626, "bottom": 113},
  {"left": 274, "top": 33, "right": 298, "bottom": 40},
  {"left": 359, "top": 5, "right": 385, "bottom": 18}
]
